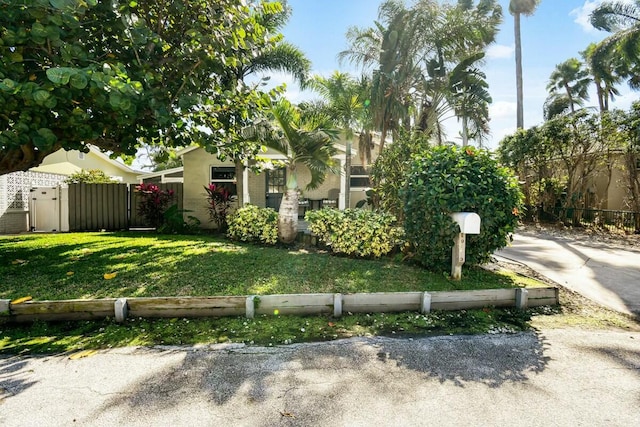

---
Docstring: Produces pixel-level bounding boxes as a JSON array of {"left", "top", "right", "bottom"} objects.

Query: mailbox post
[{"left": 450, "top": 212, "right": 481, "bottom": 280}]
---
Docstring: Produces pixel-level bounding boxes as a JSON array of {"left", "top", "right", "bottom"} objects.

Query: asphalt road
[
  {"left": 498, "top": 232, "right": 640, "bottom": 316},
  {"left": 1, "top": 329, "right": 639, "bottom": 426}
]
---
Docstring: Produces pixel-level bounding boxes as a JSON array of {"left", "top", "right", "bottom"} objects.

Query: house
[
  {"left": 179, "top": 136, "right": 381, "bottom": 229},
  {"left": 137, "top": 167, "right": 184, "bottom": 184},
  {"left": 31, "top": 146, "right": 141, "bottom": 184},
  {"left": 0, "top": 146, "right": 141, "bottom": 234}
]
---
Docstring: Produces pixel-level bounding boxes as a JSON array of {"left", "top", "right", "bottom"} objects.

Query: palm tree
[
  {"left": 509, "top": 0, "right": 541, "bottom": 129},
  {"left": 546, "top": 58, "right": 592, "bottom": 115},
  {"left": 590, "top": 1, "right": 640, "bottom": 90},
  {"left": 339, "top": 0, "right": 419, "bottom": 152},
  {"left": 246, "top": 99, "right": 339, "bottom": 243},
  {"left": 306, "top": 72, "right": 374, "bottom": 207},
  {"left": 582, "top": 43, "right": 621, "bottom": 114},
  {"left": 449, "top": 53, "right": 492, "bottom": 146}
]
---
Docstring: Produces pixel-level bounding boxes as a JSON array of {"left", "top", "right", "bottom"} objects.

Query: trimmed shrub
[
  {"left": 404, "top": 146, "right": 523, "bottom": 270},
  {"left": 227, "top": 205, "right": 278, "bottom": 245},
  {"left": 306, "top": 208, "right": 404, "bottom": 258}
]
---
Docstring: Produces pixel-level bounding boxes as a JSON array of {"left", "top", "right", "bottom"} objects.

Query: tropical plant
[
  {"left": 582, "top": 43, "right": 622, "bottom": 114},
  {"left": 244, "top": 98, "right": 339, "bottom": 243},
  {"left": 404, "top": 145, "right": 523, "bottom": 271},
  {"left": 0, "top": 0, "right": 281, "bottom": 175},
  {"left": 305, "top": 208, "right": 404, "bottom": 258},
  {"left": 590, "top": 0, "right": 640, "bottom": 89},
  {"left": 370, "top": 129, "right": 430, "bottom": 221},
  {"left": 227, "top": 204, "right": 278, "bottom": 245},
  {"left": 509, "top": 0, "right": 541, "bottom": 129},
  {"left": 135, "top": 183, "right": 175, "bottom": 229},
  {"left": 204, "top": 183, "right": 234, "bottom": 231},
  {"left": 545, "top": 58, "right": 591, "bottom": 117},
  {"left": 64, "top": 169, "right": 117, "bottom": 184},
  {"left": 340, "top": 0, "right": 501, "bottom": 149}
]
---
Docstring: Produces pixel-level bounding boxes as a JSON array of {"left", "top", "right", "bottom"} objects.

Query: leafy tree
[
  {"left": 244, "top": 98, "right": 339, "bottom": 243},
  {"left": 0, "top": 0, "right": 282, "bottom": 175},
  {"left": 404, "top": 145, "right": 523, "bottom": 271},
  {"left": 370, "top": 129, "right": 430, "bottom": 222},
  {"left": 64, "top": 169, "right": 117, "bottom": 184},
  {"left": 509, "top": 0, "right": 541, "bottom": 128}
]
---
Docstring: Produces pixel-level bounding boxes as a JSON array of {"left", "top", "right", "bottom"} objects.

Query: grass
[
  {"left": 0, "top": 232, "right": 534, "bottom": 301},
  {"left": 5, "top": 232, "right": 632, "bottom": 356}
]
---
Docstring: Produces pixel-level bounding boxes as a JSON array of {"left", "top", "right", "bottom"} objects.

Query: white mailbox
[
  {"left": 450, "top": 212, "right": 481, "bottom": 280},
  {"left": 450, "top": 212, "right": 481, "bottom": 234}
]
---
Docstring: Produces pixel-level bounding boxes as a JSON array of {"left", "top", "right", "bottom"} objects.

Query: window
[
  {"left": 350, "top": 166, "right": 370, "bottom": 188},
  {"left": 210, "top": 166, "right": 237, "bottom": 196},
  {"left": 78, "top": 152, "right": 86, "bottom": 160}
]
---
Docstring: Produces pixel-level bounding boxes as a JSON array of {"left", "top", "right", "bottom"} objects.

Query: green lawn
[
  {"left": 0, "top": 232, "right": 546, "bottom": 355},
  {"left": 0, "top": 232, "right": 526, "bottom": 301}
]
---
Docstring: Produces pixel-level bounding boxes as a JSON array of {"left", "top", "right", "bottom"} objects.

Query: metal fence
[
  {"left": 540, "top": 206, "right": 640, "bottom": 233},
  {"left": 68, "top": 183, "right": 183, "bottom": 231}
]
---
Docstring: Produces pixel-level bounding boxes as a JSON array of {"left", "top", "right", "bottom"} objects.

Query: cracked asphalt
[{"left": 1, "top": 328, "right": 639, "bottom": 426}]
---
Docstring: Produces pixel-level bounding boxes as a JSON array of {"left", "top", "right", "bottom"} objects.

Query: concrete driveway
[
  {"left": 1, "top": 329, "right": 639, "bottom": 427},
  {"left": 498, "top": 231, "right": 640, "bottom": 316}
]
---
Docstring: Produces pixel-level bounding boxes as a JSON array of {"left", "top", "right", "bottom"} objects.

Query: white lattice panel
[{"left": 0, "top": 171, "right": 66, "bottom": 213}]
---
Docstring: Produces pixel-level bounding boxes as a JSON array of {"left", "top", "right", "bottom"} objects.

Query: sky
[{"left": 262, "top": 0, "right": 638, "bottom": 150}]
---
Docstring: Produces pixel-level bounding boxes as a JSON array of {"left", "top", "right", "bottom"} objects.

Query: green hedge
[
  {"left": 227, "top": 205, "right": 278, "bottom": 245},
  {"left": 306, "top": 208, "right": 403, "bottom": 258},
  {"left": 404, "top": 146, "right": 523, "bottom": 270}
]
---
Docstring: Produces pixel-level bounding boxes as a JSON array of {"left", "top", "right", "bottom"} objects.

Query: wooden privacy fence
[
  {"left": 67, "top": 183, "right": 183, "bottom": 231},
  {"left": 0, "top": 287, "right": 559, "bottom": 323}
]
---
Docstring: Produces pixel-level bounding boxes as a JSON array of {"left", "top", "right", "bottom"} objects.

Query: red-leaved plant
[
  {"left": 136, "top": 183, "right": 175, "bottom": 228},
  {"left": 204, "top": 183, "right": 233, "bottom": 231}
]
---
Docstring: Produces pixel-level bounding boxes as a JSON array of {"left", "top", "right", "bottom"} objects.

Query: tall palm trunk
[
  {"left": 278, "top": 167, "right": 299, "bottom": 243},
  {"left": 514, "top": 12, "right": 524, "bottom": 129}
]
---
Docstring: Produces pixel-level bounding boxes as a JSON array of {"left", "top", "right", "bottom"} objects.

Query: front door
[{"left": 266, "top": 168, "right": 286, "bottom": 210}]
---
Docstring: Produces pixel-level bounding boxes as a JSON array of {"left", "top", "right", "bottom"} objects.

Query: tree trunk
[
  {"left": 514, "top": 12, "right": 524, "bottom": 129},
  {"left": 461, "top": 116, "right": 469, "bottom": 147},
  {"left": 278, "top": 169, "right": 299, "bottom": 244}
]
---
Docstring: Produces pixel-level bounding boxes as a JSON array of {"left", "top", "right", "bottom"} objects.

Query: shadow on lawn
[{"left": 1, "top": 232, "right": 521, "bottom": 300}]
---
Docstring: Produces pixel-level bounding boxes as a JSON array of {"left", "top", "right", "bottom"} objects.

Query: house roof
[
  {"left": 30, "top": 161, "right": 83, "bottom": 175},
  {"left": 137, "top": 166, "right": 184, "bottom": 180},
  {"left": 87, "top": 146, "right": 142, "bottom": 174}
]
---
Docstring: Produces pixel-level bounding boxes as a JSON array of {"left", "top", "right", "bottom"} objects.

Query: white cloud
[
  {"left": 571, "top": 0, "right": 634, "bottom": 32},
  {"left": 570, "top": 1, "right": 601, "bottom": 33},
  {"left": 490, "top": 101, "right": 517, "bottom": 119},
  {"left": 486, "top": 44, "right": 514, "bottom": 60}
]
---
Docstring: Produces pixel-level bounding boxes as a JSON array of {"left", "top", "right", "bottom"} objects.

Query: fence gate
[{"left": 29, "top": 187, "right": 61, "bottom": 232}]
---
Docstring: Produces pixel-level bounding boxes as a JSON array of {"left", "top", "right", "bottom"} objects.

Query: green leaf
[
  {"left": 0, "top": 79, "right": 17, "bottom": 92},
  {"left": 46, "top": 67, "right": 75, "bottom": 85},
  {"left": 69, "top": 72, "right": 88, "bottom": 89},
  {"left": 109, "top": 91, "right": 122, "bottom": 108},
  {"left": 33, "top": 90, "right": 51, "bottom": 104},
  {"left": 49, "top": 0, "right": 78, "bottom": 11},
  {"left": 9, "top": 52, "right": 23, "bottom": 63}
]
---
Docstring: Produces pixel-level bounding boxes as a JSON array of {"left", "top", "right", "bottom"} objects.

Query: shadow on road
[
  {"left": 94, "top": 333, "right": 551, "bottom": 422},
  {"left": 0, "top": 357, "right": 37, "bottom": 399}
]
